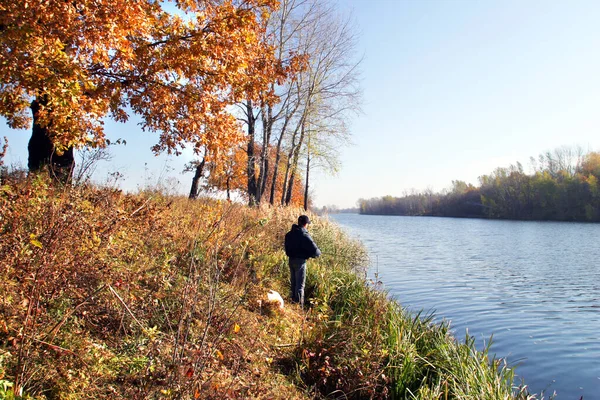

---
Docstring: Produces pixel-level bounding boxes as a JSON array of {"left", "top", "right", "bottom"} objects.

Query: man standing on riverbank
[{"left": 284, "top": 215, "right": 321, "bottom": 307}]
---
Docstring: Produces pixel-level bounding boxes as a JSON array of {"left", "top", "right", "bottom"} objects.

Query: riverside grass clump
[
  {"left": 302, "top": 230, "right": 536, "bottom": 400},
  {"left": 0, "top": 176, "right": 537, "bottom": 399}
]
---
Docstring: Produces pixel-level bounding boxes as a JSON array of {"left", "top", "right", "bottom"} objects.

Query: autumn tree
[
  {"left": 0, "top": 137, "right": 7, "bottom": 165},
  {"left": 0, "top": 136, "right": 8, "bottom": 183},
  {"left": 206, "top": 146, "right": 247, "bottom": 200},
  {"left": 264, "top": 143, "right": 305, "bottom": 205},
  {"left": 186, "top": 154, "right": 207, "bottom": 200},
  {"left": 0, "top": 0, "right": 283, "bottom": 181},
  {"left": 278, "top": 0, "right": 361, "bottom": 208},
  {"left": 581, "top": 151, "right": 600, "bottom": 177},
  {"left": 231, "top": 0, "right": 360, "bottom": 208},
  {"left": 201, "top": 142, "right": 305, "bottom": 204},
  {"left": 236, "top": 0, "right": 311, "bottom": 205}
]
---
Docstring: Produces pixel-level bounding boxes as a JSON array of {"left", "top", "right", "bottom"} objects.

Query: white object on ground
[{"left": 266, "top": 289, "right": 284, "bottom": 309}]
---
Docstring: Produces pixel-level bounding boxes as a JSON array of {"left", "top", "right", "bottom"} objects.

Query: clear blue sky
[{"left": 3, "top": 0, "right": 600, "bottom": 207}]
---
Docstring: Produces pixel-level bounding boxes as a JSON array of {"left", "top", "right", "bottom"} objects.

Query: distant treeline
[{"left": 359, "top": 147, "right": 600, "bottom": 222}]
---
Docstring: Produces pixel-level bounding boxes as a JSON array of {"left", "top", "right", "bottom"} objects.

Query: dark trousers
[{"left": 289, "top": 258, "right": 307, "bottom": 306}]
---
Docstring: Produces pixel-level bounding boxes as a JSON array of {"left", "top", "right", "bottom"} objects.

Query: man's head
[{"left": 298, "top": 215, "right": 310, "bottom": 228}]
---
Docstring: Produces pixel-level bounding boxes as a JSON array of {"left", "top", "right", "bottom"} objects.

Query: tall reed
[{"left": 298, "top": 216, "right": 537, "bottom": 399}]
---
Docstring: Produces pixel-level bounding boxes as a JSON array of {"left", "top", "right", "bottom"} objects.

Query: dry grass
[
  {"left": 0, "top": 175, "right": 539, "bottom": 399},
  {"left": 0, "top": 175, "right": 310, "bottom": 399}
]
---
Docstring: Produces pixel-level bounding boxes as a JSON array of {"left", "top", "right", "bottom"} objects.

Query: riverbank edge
[{"left": 0, "top": 177, "right": 533, "bottom": 399}]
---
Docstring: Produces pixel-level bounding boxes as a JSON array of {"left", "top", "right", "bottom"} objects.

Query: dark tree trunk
[
  {"left": 189, "top": 157, "right": 206, "bottom": 199},
  {"left": 269, "top": 105, "right": 298, "bottom": 205},
  {"left": 281, "top": 145, "right": 294, "bottom": 206},
  {"left": 281, "top": 120, "right": 302, "bottom": 206},
  {"left": 269, "top": 126, "right": 286, "bottom": 205},
  {"left": 285, "top": 163, "right": 296, "bottom": 206},
  {"left": 257, "top": 104, "right": 273, "bottom": 202},
  {"left": 246, "top": 101, "right": 258, "bottom": 206},
  {"left": 226, "top": 175, "right": 231, "bottom": 201},
  {"left": 28, "top": 98, "right": 74, "bottom": 182},
  {"left": 270, "top": 101, "right": 299, "bottom": 205},
  {"left": 268, "top": 152, "right": 281, "bottom": 205},
  {"left": 285, "top": 120, "right": 306, "bottom": 206},
  {"left": 261, "top": 155, "right": 269, "bottom": 200},
  {"left": 304, "top": 147, "right": 310, "bottom": 211}
]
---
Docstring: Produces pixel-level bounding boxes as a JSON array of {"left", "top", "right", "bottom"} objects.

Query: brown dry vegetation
[
  {"left": 0, "top": 175, "right": 536, "bottom": 400},
  {"left": 0, "top": 174, "right": 316, "bottom": 399}
]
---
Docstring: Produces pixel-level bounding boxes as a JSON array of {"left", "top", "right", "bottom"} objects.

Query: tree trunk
[
  {"left": 189, "top": 157, "right": 206, "bottom": 199},
  {"left": 269, "top": 126, "right": 286, "bottom": 205},
  {"left": 246, "top": 100, "right": 258, "bottom": 206},
  {"left": 269, "top": 101, "right": 297, "bottom": 205},
  {"left": 304, "top": 149, "right": 311, "bottom": 211},
  {"left": 285, "top": 164, "right": 296, "bottom": 206},
  {"left": 281, "top": 119, "right": 303, "bottom": 205},
  {"left": 28, "top": 98, "right": 74, "bottom": 182},
  {"left": 226, "top": 175, "right": 231, "bottom": 201},
  {"left": 281, "top": 141, "right": 295, "bottom": 206},
  {"left": 257, "top": 104, "right": 273, "bottom": 201},
  {"left": 285, "top": 120, "right": 306, "bottom": 205}
]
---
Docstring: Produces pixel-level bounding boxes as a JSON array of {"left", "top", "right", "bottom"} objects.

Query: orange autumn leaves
[
  {"left": 0, "top": 0, "right": 293, "bottom": 160},
  {"left": 0, "top": 0, "right": 160, "bottom": 148},
  {"left": 207, "top": 144, "right": 304, "bottom": 205}
]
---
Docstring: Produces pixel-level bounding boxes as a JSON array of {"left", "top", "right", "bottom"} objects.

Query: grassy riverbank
[{"left": 0, "top": 176, "right": 535, "bottom": 399}]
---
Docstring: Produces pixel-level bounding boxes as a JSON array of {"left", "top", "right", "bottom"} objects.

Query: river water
[{"left": 329, "top": 213, "right": 600, "bottom": 399}]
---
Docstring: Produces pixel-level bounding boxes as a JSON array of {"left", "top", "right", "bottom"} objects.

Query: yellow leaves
[
  {"left": 586, "top": 174, "right": 598, "bottom": 187},
  {"left": 0, "top": 184, "right": 13, "bottom": 196},
  {"left": 143, "top": 325, "right": 160, "bottom": 340},
  {"left": 29, "top": 233, "right": 42, "bottom": 249},
  {"left": 1, "top": 0, "right": 283, "bottom": 159},
  {"left": 233, "top": 324, "right": 241, "bottom": 333},
  {"left": 215, "top": 349, "right": 224, "bottom": 360},
  {"left": 261, "top": 10, "right": 271, "bottom": 21}
]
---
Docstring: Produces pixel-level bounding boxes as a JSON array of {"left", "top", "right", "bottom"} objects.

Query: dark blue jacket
[{"left": 284, "top": 224, "right": 321, "bottom": 260}]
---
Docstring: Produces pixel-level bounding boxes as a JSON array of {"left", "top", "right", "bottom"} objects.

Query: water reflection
[{"left": 330, "top": 214, "right": 600, "bottom": 399}]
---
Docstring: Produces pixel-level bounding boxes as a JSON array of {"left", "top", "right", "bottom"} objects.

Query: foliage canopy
[{"left": 0, "top": 0, "right": 288, "bottom": 160}]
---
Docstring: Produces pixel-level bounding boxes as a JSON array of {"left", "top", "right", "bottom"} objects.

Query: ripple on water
[{"left": 331, "top": 214, "right": 600, "bottom": 399}]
